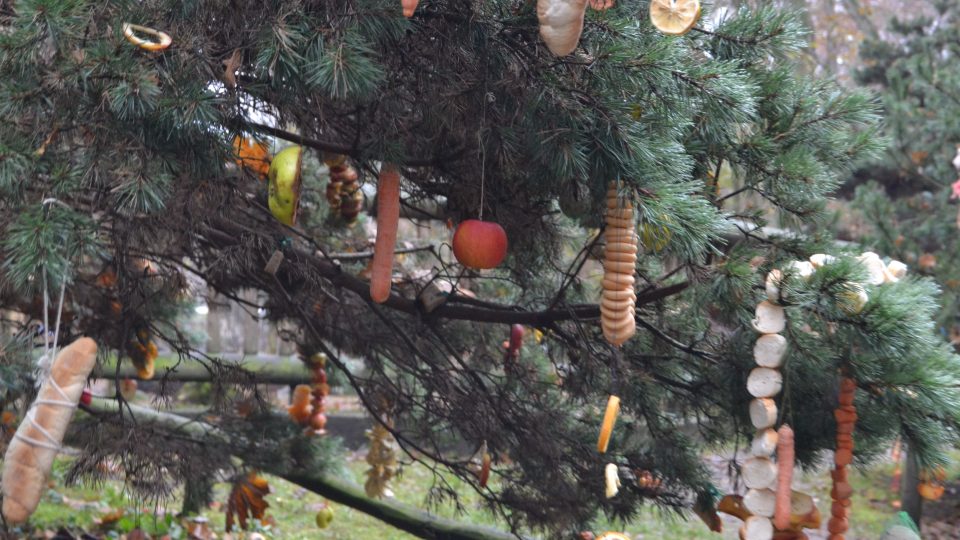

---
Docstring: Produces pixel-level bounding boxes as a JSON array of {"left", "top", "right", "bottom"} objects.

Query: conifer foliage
[{"left": 0, "top": 0, "right": 957, "bottom": 535}]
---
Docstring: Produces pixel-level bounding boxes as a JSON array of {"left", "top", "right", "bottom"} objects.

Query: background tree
[
  {"left": 0, "top": 0, "right": 957, "bottom": 537},
  {"left": 840, "top": 0, "right": 960, "bottom": 525}
]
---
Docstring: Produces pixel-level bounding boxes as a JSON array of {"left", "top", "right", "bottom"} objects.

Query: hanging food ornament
[
  {"left": 692, "top": 487, "right": 723, "bottom": 533},
  {"left": 233, "top": 136, "right": 271, "bottom": 179},
  {"left": 315, "top": 503, "right": 335, "bottom": 529},
  {"left": 121, "top": 23, "right": 172, "bottom": 51},
  {"left": 649, "top": 0, "right": 701, "bottom": 36},
  {"left": 828, "top": 378, "right": 857, "bottom": 540},
  {"left": 503, "top": 324, "right": 525, "bottom": 371},
  {"left": 370, "top": 164, "right": 401, "bottom": 303},
  {"left": 2, "top": 338, "right": 98, "bottom": 524},
  {"left": 267, "top": 146, "right": 304, "bottom": 226},
  {"left": 452, "top": 220, "right": 509, "bottom": 269},
  {"left": 127, "top": 326, "right": 158, "bottom": 380},
  {"left": 719, "top": 493, "right": 820, "bottom": 540},
  {"left": 401, "top": 0, "right": 419, "bottom": 17},
  {"left": 478, "top": 448, "right": 492, "bottom": 488},
  {"left": 287, "top": 384, "right": 313, "bottom": 426},
  {"left": 364, "top": 421, "right": 399, "bottom": 498},
  {"left": 738, "top": 263, "right": 820, "bottom": 540},
  {"left": 588, "top": 0, "right": 614, "bottom": 11},
  {"left": 773, "top": 425, "right": 795, "bottom": 531},
  {"left": 326, "top": 176, "right": 343, "bottom": 215},
  {"left": 339, "top": 175, "right": 364, "bottom": 223},
  {"left": 596, "top": 533, "right": 630, "bottom": 540},
  {"left": 597, "top": 394, "right": 620, "bottom": 453},
  {"left": 308, "top": 353, "right": 329, "bottom": 434},
  {"left": 638, "top": 218, "right": 672, "bottom": 253},
  {"left": 536, "top": 0, "right": 589, "bottom": 56},
  {"left": 604, "top": 463, "right": 620, "bottom": 498},
  {"left": 601, "top": 183, "right": 637, "bottom": 346},
  {"left": 917, "top": 467, "right": 946, "bottom": 501}
]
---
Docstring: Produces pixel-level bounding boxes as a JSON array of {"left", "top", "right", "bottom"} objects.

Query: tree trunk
[
  {"left": 181, "top": 475, "right": 215, "bottom": 516},
  {"left": 900, "top": 447, "right": 923, "bottom": 530},
  {"left": 83, "top": 398, "right": 530, "bottom": 540}
]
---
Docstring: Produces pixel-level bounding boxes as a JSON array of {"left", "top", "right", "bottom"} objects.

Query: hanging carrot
[
  {"left": 370, "top": 164, "right": 401, "bottom": 303},
  {"left": 774, "top": 425, "right": 795, "bottom": 530}
]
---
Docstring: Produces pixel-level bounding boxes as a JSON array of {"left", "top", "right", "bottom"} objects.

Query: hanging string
[
  {"left": 42, "top": 266, "right": 49, "bottom": 362},
  {"left": 49, "top": 273, "right": 67, "bottom": 363},
  {"left": 478, "top": 92, "right": 488, "bottom": 222},
  {"left": 478, "top": 38, "right": 490, "bottom": 222}
]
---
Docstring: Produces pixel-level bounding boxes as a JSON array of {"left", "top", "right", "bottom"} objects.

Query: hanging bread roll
[
  {"left": 765, "top": 270, "right": 784, "bottom": 303},
  {"left": 754, "top": 334, "right": 787, "bottom": 368},
  {"left": 749, "top": 398, "right": 777, "bottom": 429},
  {"left": 742, "top": 457, "right": 778, "bottom": 490},
  {"left": 752, "top": 301, "right": 786, "bottom": 334},
  {"left": 537, "top": 0, "right": 590, "bottom": 56},
  {"left": 743, "top": 488, "right": 777, "bottom": 518},
  {"left": 747, "top": 368, "right": 783, "bottom": 398},
  {"left": 2, "top": 338, "right": 98, "bottom": 524},
  {"left": 751, "top": 428, "right": 778, "bottom": 456},
  {"left": 601, "top": 183, "right": 637, "bottom": 346},
  {"left": 604, "top": 463, "right": 620, "bottom": 498},
  {"left": 789, "top": 491, "right": 821, "bottom": 529},
  {"left": 740, "top": 516, "right": 773, "bottom": 540}
]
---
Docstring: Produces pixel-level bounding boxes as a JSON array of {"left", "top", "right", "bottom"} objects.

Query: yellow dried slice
[{"left": 650, "top": 0, "right": 700, "bottom": 36}]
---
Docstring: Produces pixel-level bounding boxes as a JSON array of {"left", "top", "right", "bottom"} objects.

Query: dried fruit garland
[{"left": 286, "top": 353, "right": 330, "bottom": 435}]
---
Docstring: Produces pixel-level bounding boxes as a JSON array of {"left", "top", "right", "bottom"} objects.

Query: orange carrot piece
[
  {"left": 597, "top": 395, "right": 620, "bottom": 453},
  {"left": 370, "top": 164, "right": 401, "bottom": 303},
  {"left": 401, "top": 0, "right": 419, "bottom": 17},
  {"left": 774, "top": 424, "right": 795, "bottom": 530}
]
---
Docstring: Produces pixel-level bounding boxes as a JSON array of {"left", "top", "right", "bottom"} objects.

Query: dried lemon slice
[{"left": 650, "top": 0, "right": 701, "bottom": 36}]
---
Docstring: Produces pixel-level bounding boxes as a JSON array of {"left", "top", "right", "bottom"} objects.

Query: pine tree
[
  {"left": 848, "top": 0, "right": 960, "bottom": 331},
  {"left": 0, "top": 0, "right": 957, "bottom": 537}
]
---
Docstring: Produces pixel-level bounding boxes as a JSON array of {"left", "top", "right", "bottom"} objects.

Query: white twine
[{"left": 14, "top": 378, "right": 76, "bottom": 452}]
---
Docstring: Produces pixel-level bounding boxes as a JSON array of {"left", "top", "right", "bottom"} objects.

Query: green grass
[{"left": 18, "top": 452, "right": 954, "bottom": 539}]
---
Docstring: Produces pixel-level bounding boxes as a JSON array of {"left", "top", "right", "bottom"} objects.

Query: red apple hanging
[{"left": 452, "top": 220, "right": 508, "bottom": 269}]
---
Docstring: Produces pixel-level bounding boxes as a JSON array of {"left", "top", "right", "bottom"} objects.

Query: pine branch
[{"left": 82, "top": 398, "right": 530, "bottom": 540}]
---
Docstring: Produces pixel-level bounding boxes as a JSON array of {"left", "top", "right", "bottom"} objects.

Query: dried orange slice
[
  {"left": 650, "top": 0, "right": 700, "bottom": 36},
  {"left": 122, "top": 23, "right": 172, "bottom": 51}
]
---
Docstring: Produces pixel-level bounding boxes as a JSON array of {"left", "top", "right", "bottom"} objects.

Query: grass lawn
[{"left": 16, "top": 450, "right": 953, "bottom": 539}]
